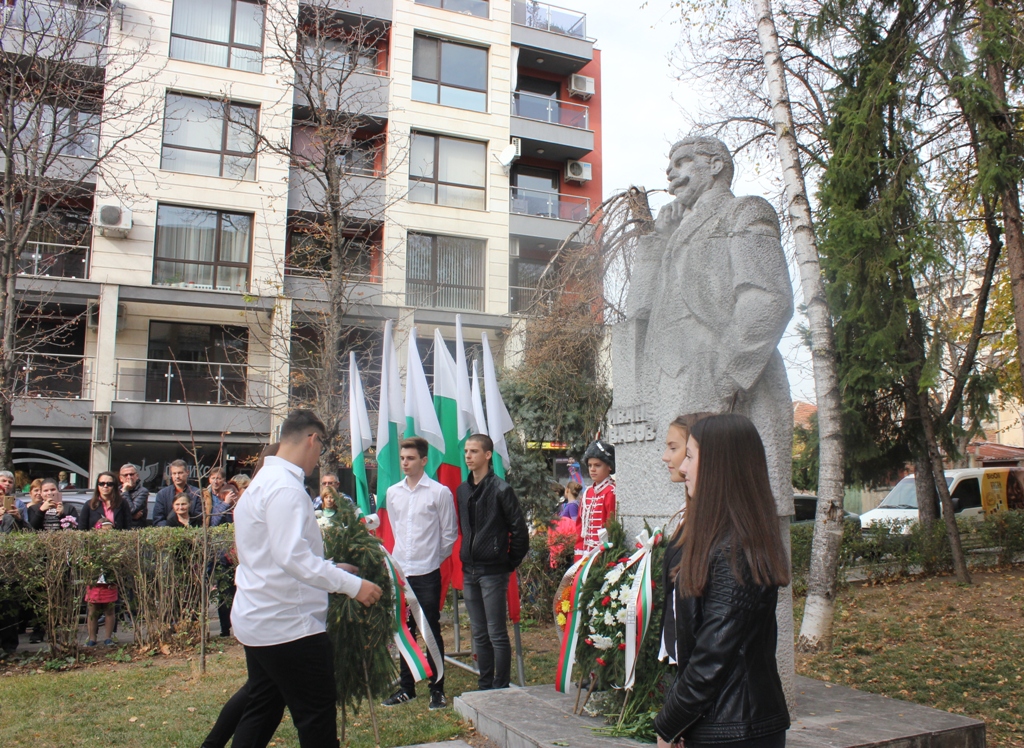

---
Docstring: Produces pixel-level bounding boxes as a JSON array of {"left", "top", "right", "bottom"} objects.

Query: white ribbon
[{"left": 623, "top": 527, "right": 661, "bottom": 690}]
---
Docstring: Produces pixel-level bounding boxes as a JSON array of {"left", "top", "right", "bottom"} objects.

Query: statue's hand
[{"left": 655, "top": 199, "right": 686, "bottom": 236}]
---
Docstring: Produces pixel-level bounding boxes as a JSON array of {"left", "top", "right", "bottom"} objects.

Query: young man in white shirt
[
  {"left": 381, "top": 436, "right": 458, "bottom": 711},
  {"left": 226, "top": 410, "right": 382, "bottom": 748}
]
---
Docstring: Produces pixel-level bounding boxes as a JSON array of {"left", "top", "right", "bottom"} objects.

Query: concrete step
[{"left": 455, "top": 677, "right": 985, "bottom": 748}]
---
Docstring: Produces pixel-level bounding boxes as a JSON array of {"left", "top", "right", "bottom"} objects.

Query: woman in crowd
[
  {"left": 655, "top": 414, "right": 790, "bottom": 748},
  {"left": 79, "top": 471, "right": 131, "bottom": 531},
  {"left": 27, "top": 478, "right": 78, "bottom": 531},
  {"left": 80, "top": 473, "right": 130, "bottom": 646},
  {"left": 166, "top": 492, "right": 200, "bottom": 528},
  {"left": 557, "top": 481, "right": 582, "bottom": 521}
]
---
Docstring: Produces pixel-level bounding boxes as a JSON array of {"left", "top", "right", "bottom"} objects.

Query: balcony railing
[
  {"left": 510, "top": 187, "right": 590, "bottom": 221},
  {"left": 14, "top": 352, "right": 93, "bottom": 399},
  {"left": 513, "top": 92, "right": 588, "bottom": 129},
  {"left": 114, "top": 358, "right": 269, "bottom": 407},
  {"left": 1, "top": 0, "right": 109, "bottom": 63},
  {"left": 18, "top": 241, "right": 90, "bottom": 279},
  {"left": 511, "top": 0, "right": 586, "bottom": 39}
]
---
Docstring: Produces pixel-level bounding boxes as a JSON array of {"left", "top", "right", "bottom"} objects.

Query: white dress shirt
[
  {"left": 231, "top": 456, "right": 362, "bottom": 647},
  {"left": 386, "top": 473, "right": 458, "bottom": 577}
]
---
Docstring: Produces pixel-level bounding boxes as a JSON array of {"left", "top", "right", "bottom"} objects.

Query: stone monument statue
[{"left": 609, "top": 135, "right": 795, "bottom": 703}]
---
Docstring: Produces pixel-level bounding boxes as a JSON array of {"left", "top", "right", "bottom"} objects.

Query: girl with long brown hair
[{"left": 655, "top": 413, "right": 790, "bottom": 748}]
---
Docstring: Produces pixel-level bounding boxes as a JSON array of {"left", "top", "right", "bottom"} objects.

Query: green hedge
[
  {"left": 790, "top": 511, "right": 1024, "bottom": 593},
  {"left": 0, "top": 526, "right": 234, "bottom": 658}
]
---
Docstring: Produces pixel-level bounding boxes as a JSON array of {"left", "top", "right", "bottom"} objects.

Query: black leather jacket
[
  {"left": 655, "top": 542, "right": 790, "bottom": 744},
  {"left": 457, "top": 471, "right": 529, "bottom": 575}
]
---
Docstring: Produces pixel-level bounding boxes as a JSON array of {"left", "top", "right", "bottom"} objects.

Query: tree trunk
[
  {"left": 981, "top": 0, "right": 1024, "bottom": 401},
  {"left": 754, "top": 0, "right": 846, "bottom": 652},
  {"left": 917, "top": 390, "right": 972, "bottom": 584}
]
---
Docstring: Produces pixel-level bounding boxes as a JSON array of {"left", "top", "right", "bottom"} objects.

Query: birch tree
[{"left": 754, "top": 0, "right": 846, "bottom": 651}]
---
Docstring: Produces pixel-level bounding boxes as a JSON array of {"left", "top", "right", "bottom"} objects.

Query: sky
[{"left": 583, "top": 0, "right": 818, "bottom": 404}]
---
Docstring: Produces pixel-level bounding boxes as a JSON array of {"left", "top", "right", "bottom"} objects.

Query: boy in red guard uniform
[{"left": 576, "top": 440, "right": 616, "bottom": 560}]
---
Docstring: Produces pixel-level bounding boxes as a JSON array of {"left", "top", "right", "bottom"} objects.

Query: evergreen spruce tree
[{"left": 320, "top": 492, "right": 395, "bottom": 740}]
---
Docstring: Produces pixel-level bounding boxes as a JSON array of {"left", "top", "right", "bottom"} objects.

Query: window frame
[
  {"left": 152, "top": 204, "right": 254, "bottom": 293},
  {"left": 408, "top": 131, "right": 487, "bottom": 210},
  {"left": 405, "top": 231, "right": 486, "bottom": 312},
  {"left": 411, "top": 33, "right": 488, "bottom": 112},
  {"left": 160, "top": 92, "right": 260, "bottom": 181},
  {"left": 169, "top": 0, "right": 266, "bottom": 72}
]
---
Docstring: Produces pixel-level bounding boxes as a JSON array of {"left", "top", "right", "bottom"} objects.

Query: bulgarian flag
[
  {"left": 481, "top": 331, "right": 515, "bottom": 479},
  {"left": 375, "top": 319, "right": 403, "bottom": 552},
  {"left": 348, "top": 351, "right": 373, "bottom": 516},
  {"left": 404, "top": 327, "right": 446, "bottom": 474},
  {"left": 471, "top": 359, "right": 487, "bottom": 438},
  {"left": 480, "top": 331, "right": 523, "bottom": 624},
  {"left": 434, "top": 318, "right": 476, "bottom": 595}
]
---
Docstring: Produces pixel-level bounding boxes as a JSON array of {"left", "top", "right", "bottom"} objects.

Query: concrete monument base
[{"left": 455, "top": 679, "right": 984, "bottom": 748}]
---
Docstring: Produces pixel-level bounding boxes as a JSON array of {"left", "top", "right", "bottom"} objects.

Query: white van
[{"left": 859, "top": 468, "right": 1004, "bottom": 531}]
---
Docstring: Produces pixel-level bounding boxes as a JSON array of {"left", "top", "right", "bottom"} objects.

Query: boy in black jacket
[{"left": 457, "top": 434, "right": 529, "bottom": 690}]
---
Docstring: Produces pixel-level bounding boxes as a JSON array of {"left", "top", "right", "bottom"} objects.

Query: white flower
[
  {"left": 607, "top": 567, "right": 623, "bottom": 586},
  {"left": 604, "top": 611, "right": 615, "bottom": 627},
  {"left": 616, "top": 607, "right": 628, "bottom": 624},
  {"left": 591, "top": 634, "right": 614, "bottom": 650}
]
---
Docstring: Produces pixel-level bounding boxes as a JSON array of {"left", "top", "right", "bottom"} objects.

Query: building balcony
[
  {"left": 313, "top": 0, "right": 393, "bottom": 22},
  {"left": 1, "top": 0, "right": 109, "bottom": 67},
  {"left": 512, "top": 92, "right": 593, "bottom": 160},
  {"left": 13, "top": 352, "right": 94, "bottom": 400},
  {"left": 293, "top": 69, "right": 391, "bottom": 120},
  {"left": 287, "top": 168, "right": 387, "bottom": 219},
  {"left": 511, "top": 0, "right": 593, "bottom": 75},
  {"left": 510, "top": 187, "right": 593, "bottom": 245},
  {"left": 113, "top": 357, "right": 269, "bottom": 408},
  {"left": 19, "top": 241, "right": 90, "bottom": 280}
]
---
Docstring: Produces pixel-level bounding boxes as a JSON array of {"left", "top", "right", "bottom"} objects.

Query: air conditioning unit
[
  {"left": 511, "top": 137, "right": 522, "bottom": 158},
  {"left": 568, "top": 74, "right": 595, "bottom": 100},
  {"left": 93, "top": 203, "right": 132, "bottom": 238},
  {"left": 565, "top": 160, "right": 592, "bottom": 183}
]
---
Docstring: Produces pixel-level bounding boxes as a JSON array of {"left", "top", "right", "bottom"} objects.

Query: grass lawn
[
  {"left": 0, "top": 616, "right": 562, "bottom": 748},
  {"left": 5, "top": 570, "right": 1020, "bottom": 747},
  {"left": 796, "top": 567, "right": 1024, "bottom": 747}
]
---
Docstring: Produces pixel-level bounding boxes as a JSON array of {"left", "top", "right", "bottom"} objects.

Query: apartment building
[{"left": 7, "top": 0, "right": 602, "bottom": 487}]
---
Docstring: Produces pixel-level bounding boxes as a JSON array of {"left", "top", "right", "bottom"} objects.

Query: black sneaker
[
  {"left": 381, "top": 690, "right": 414, "bottom": 707},
  {"left": 429, "top": 692, "right": 447, "bottom": 710}
]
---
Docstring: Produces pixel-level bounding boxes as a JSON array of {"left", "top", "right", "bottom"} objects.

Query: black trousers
[
  {"left": 201, "top": 681, "right": 283, "bottom": 748},
  {"left": 686, "top": 731, "right": 787, "bottom": 748},
  {"left": 231, "top": 633, "right": 339, "bottom": 748},
  {"left": 398, "top": 568, "right": 445, "bottom": 697}
]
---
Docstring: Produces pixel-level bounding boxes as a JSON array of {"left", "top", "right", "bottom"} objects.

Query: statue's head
[{"left": 666, "top": 136, "right": 734, "bottom": 209}]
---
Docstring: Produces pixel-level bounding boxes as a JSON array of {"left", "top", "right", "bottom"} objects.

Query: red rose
[
  {"left": 618, "top": 642, "right": 626, "bottom": 650},
  {"left": 619, "top": 557, "right": 630, "bottom": 564},
  {"left": 585, "top": 638, "right": 593, "bottom": 646},
  {"left": 651, "top": 579, "right": 656, "bottom": 589},
  {"left": 606, "top": 561, "right": 617, "bottom": 568},
  {"left": 596, "top": 657, "right": 607, "bottom": 667},
  {"left": 601, "top": 595, "right": 611, "bottom": 606}
]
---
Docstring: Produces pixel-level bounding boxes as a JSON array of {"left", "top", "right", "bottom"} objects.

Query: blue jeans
[{"left": 462, "top": 569, "right": 510, "bottom": 690}]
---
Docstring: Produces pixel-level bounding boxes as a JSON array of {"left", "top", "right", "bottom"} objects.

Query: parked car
[
  {"left": 792, "top": 494, "right": 859, "bottom": 525},
  {"left": 58, "top": 490, "right": 156, "bottom": 526},
  {"left": 858, "top": 467, "right": 1005, "bottom": 533}
]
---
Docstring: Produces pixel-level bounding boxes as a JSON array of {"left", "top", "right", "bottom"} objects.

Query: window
[
  {"left": 406, "top": 232, "right": 485, "bottom": 311},
  {"left": 153, "top": 205, "right": 252, "bottom": 292},
  {"left": 952, "top": 478, "right": 982, "bottom": 512},
  {"left": 169, "top": 0, "right": 264, "bottom": 72},
  {"left": 161, "top": 93, "right": 258, "bottom": 180},
  {"left": 409, "top": 133, "right": 486, "bottom": 210},
  {"left": 412, "top": 35, "right": 487, "bottom": 112},
  {"left": 415, "top": 0, "right": 488, "bottom": 18}
]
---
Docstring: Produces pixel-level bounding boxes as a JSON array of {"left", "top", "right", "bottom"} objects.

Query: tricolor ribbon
[
  {"left": 381, "top": 551, "right": 444, "bottom": 684},
  {"left": 623, "top": 527, "right": 662, "bottom": 690},
  {"left": 555, "top": 528, "right": 611, "bottom": 693}
]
